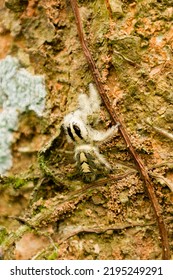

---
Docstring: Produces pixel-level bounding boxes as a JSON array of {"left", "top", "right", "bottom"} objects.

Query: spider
[{"left": 63, "top": 83, "right": 119, "bottom": 182}]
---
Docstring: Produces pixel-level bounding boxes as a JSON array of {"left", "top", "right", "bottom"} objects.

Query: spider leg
[
  {"left": 78, "top": 93, "right": 91, "bottom": 121},
  {"left": 78, "top": 83, "right": 101, "bottom": 121},
  {"left": 90, "top": 123, "right": 119, "bottom": 144},
  {"left": 88, "top": 83, "right": 101, "bottom": 113},
  {"left": 91, "top": 146, "right": 112, "bottom": 170}
]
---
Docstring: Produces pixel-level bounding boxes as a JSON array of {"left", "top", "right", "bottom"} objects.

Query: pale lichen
[{"left": 0, "top": 55, "right": 46, "bottom": 174}]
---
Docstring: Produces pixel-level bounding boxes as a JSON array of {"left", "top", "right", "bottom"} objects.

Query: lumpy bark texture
[{"left": 0, "top": 0, "right": 173, "bottom": 260}]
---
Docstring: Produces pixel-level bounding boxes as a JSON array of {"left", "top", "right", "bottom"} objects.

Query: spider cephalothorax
[{"left": 63, "top": 110, "right": 90, "bottom": 144}]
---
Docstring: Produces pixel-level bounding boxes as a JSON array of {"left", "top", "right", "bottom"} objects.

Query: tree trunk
[{"left": 0, "top": 0, "right": 172, "bottom": 260}]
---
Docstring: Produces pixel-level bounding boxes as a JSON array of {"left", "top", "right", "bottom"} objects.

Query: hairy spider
[{"left": 63, "top": 83, "right": 118, "bottom": 182}]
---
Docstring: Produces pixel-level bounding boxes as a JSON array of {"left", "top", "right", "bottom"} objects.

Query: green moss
[
  {"left": 110, "top": 36, "right": 141, "bottom": 64},
  {"left": 5, "top": 0, "right": 28, "bottom": 12},
  {"left": 0, "top": 227, "right": 8, "bottom": 245},
  {"left": 14, "top": 178, "right": 27, "bottom": 189},
  {"left": 47, "top": 251, "right": 58, "bottom": 260},
  {"left": 0, "top": 175, "right": 28, "bottom": 190}
]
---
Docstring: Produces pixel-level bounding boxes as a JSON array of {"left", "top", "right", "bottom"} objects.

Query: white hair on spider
[
  {"left": 62, "top": 83, "right": 119, "bottom": 182},
  {"left": 77, "top": 83, "right": 101, "bottom": 119},
  {"left": 63, "top": 110, "right": 90, "bottom": 143}
]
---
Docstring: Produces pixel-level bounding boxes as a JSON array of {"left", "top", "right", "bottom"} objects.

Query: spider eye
[
  {"left": 67, "top": 126, "right": 75, "bottom": 141},
  {"left": 73, "top": 124, "right": 83, "bottom": 140}
]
